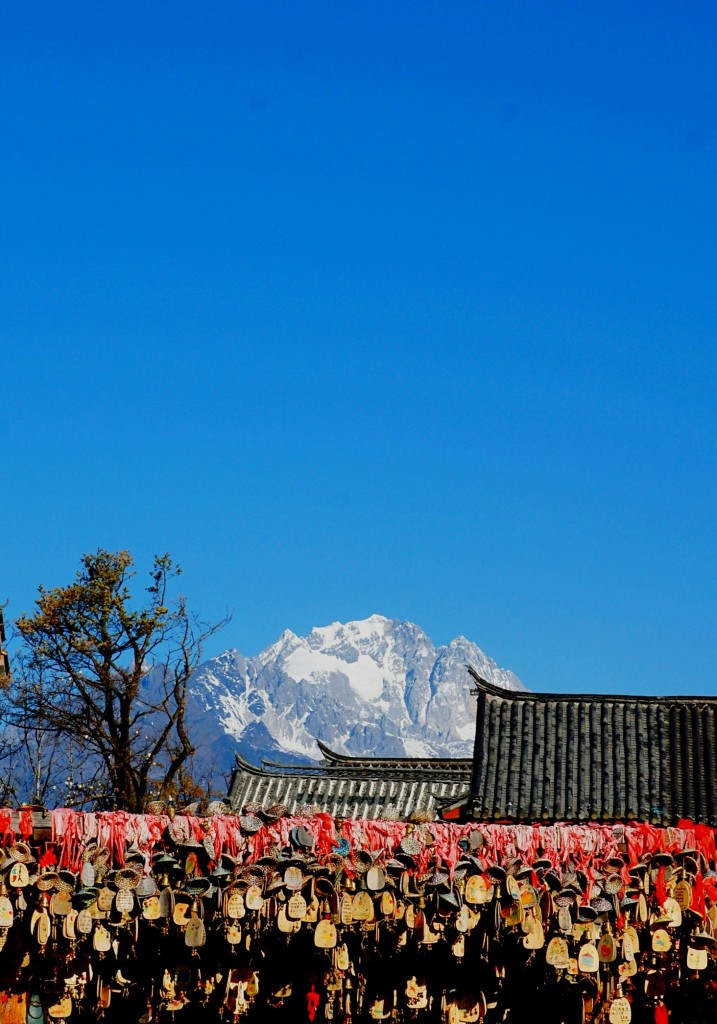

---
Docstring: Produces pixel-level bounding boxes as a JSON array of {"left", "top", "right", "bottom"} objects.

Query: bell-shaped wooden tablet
[
  {"left": 185, "top": 913, "right": 206, "bottom": 948},
  {"left": 287, "top": 893, "right": 306, "bottom": 920},
  {"left": 314, "top": 919, "right": 337, "bottom": 948},
  {"left": 686, "top": 946, "right": 708, "bottom": 970},
  {"left": 76, "top": 909, "right": 93, "bottom": 934},
  {"left": 93, "top": 923, "right": 111, "bottom": 953},
  {"left": 609, "top": 997, "right": 632, "bottom": 1023},
  {"left": 578, "top": 942, "right": 599, "bottom": 973},
  {"left": 351, "top": 891, "right": 374, "bottom": 922},
  {"left": 0, "top": 895, "right": 13, "bottom": 929},
  {"left": 340, "top": 893, "right": 353, "bottom": 926},
  {"left": 142, "top": 896, "right": 160, "bottom": 921}
]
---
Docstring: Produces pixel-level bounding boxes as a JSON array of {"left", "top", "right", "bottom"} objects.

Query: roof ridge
[{"left": 467, "top": 666, "right": 717, "bottom": 704}]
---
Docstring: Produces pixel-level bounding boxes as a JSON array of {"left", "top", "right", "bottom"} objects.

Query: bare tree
[
  {"left": 2, "top": 550, "right": 229, "bottom": 811},
  {"left": 0, "top": 653, "right": 98, "bottom": 806}
]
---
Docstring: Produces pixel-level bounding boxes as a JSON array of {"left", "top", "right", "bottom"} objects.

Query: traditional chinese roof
[
  {"left": 468, "top": 669, "right": 717, "bottom": 825},
  {"left": 227, "top": 744, "right": 472, "bottom": 820},
  {"left": 313, "top": 739, "right": 472, "bottom": 773}
]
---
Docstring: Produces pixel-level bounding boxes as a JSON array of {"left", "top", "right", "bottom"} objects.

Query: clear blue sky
[{"left": 2, "top": 2, "right": 717, "bottom": 695}]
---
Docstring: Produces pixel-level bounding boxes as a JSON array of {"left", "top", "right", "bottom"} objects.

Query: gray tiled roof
[
  {"left": 228, "top": 746, "right": 472, "bottom": 820},
  {"left": 468, "top": 670, "right": 717, "bottom": 825}
]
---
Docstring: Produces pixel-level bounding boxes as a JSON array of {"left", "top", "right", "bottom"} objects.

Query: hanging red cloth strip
[
  {"left": 693, "top": 823, "right": 717, "bottom": 863},
  {"left": 306, "top": 985, "right": 320, "bottom": 1022},
  {"left": 654, "top": 866, "right": 668, "bottom": 909},
  {"left": 38, "top": 847, "right": 57, "bottom": 867},
  {"left": 51, "top": 808, "right": 84, "bottom": 868},
  {"left": 703, "top": 874, "right": 717, "bottom": 904},
  {"left": 312, "top": 813, "right": 337, "bottom": 856},
  {"left": 17, "top": 808, "right": 34, "bottom": 838},
  {"left": 691, "top": 874, "right": 707, "bottom": 920},
  {"left": 0, "top": 809, "right": 14, "bottom": 844}
]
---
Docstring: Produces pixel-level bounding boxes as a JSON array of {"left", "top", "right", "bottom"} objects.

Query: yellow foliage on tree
[{"left": 5, "top": 550, "right": 229, "bottom": 811}]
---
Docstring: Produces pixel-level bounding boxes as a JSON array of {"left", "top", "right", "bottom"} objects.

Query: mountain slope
[{"left": 185, "top": 615, "right": 524, "bottom": 785}]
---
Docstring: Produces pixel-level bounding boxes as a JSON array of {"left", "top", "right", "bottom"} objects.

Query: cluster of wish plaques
[{"left": 0, "top": 675, "right": 715, "bottom": 1023}]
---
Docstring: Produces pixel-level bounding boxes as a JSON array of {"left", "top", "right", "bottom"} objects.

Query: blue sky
[{"left": 2, "top": 2, "right": 717, "bottom": 695}]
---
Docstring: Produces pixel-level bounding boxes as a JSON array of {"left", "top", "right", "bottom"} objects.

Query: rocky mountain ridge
[{"left": 183, "top": 615, "right": 525, "bottom": 786}]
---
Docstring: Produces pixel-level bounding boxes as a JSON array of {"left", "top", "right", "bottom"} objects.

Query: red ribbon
[
  {"left": 38, "top": 847, "right": 57, "bottom": 867},
  {"left": 307, "top": 985, "right": 320, "bottom": 1022},
  {"left": 691, "top": 874, "right": 707, "bottom": 920},
  {"left": 18, "top": 808, "right": 34, "bottom": 838},
  {"left": 0, "top": 809, "right": 14, "bottom": 843}
]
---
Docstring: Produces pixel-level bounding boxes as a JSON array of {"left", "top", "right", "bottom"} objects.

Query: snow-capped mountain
[{"left": 184, "top": 615, "right": 524, "bottom": 786}]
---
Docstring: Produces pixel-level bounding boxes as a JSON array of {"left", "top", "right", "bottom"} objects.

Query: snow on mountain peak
[
  {"left": 283, "top": 641, "right": 386, "bottom": 702},
  {"left": 308, "top": 614, "right": 390, "bottom": 646}
]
